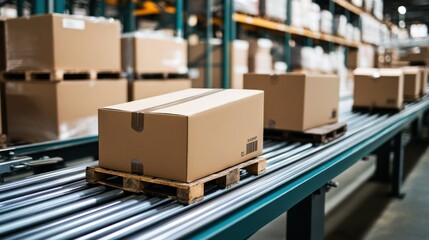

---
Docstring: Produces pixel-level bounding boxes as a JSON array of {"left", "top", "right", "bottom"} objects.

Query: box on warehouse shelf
[
  {"left": 400, "top": 47, "right": 429, "bottom": 65},
  {"left": 121, "top": 31, "right": 188, "bottom": 76},
  {"left": 320, "top": 10, "right": 333, "bottom": 34},
  {"left": 334, "top": 15, "right": 347, "bottom": 37},
  {"left": 243, "top": 73, "right": 339, "bottom": 132},
  {"left": 6, "top": 80, "right": 127, "bottom": 142},
  {"left": 234, "top": 0, "right": 259, "bottom": 15},
  {"left": 188, "top": 39, "right": 249, "bottom": 89},
  {"left": 130, "top": 79, "right": 192, "bottom": 100},
  {"left": 291, "top": 0, "right": 304, "bottom": 28},
  {"left": 373, "top": 0, "right": 383, "bottom": 20},
  {"left": 352, "top": 0, "right": 363, "bottom": 7},
  {"left": 364, "top": 0, "right": 374, "bottom": 12},
  {"left": 353, "top": 68, "right": 404, "bottom": 110},
  {"left": 260, "top": 0, "right": 287, "bottom": 22},
  {"left": 402, "top": 67, "right": 422, "bottom": 100},
  {"left": 307, "top": 3, "right": 321, "bottom": 32},
  {"left": 98, "top": 88, "right": 264, "bottom": 182},
  {"left": 6, "top": 14, "right": 120, "bottom": 72},
  {"left": 248, "top": 38, "right": 273, "bottom": 74}
]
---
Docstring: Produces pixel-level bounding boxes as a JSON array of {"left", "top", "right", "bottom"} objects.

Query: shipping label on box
[{"left": 99, "top": 88, "right": 264, "bottom": 182}]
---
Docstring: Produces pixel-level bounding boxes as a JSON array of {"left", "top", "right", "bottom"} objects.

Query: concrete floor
[{"left": 364, "top": 141, "right": 429, "bottom": 240}]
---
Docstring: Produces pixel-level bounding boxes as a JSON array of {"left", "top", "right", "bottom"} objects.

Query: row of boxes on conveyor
[{"left": 0, "top": 14, "right": 191, "bottom": 143}]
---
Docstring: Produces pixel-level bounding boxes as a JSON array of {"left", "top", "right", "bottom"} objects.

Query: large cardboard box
[
  {"left": 99, "top": 88, "right": 264, "bottom": 182},
  {"left": 6, "top": 14, "right": 120, "bottom": 71},
  {"left": 189, "top": 39, "right": 249, "bottom": 89},
  {"left": 243, "top": 73, "right": 339, "bottom": 132},
  {"left": 402, "top": 67, "right": 421, "bottom": 99},
  {"left": 6, "top": 80, "right": 127, "bottom": 142},
  {"left": 121, "top": 32, "right": 187, "bottom": 74},
  {"left": 130, "top": 79, "right": 192, "bottom": 100},
  {"left": 353, "top": 68, "right": 404, "bottom": 109}
]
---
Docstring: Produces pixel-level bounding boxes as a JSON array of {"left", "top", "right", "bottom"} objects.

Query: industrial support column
[
  {"left": 287, "top": 186, "right": 327, "bottom": 240},
  {"left": 89, "top": 0, "right": 105, "bottom": 17},
  {"left": 120, "top": 0, "right": 136, "bottom": 33},
  {"left": 373, "top": 140, "right": 392, "bottom": 182},
  {"left": 344, "top": 9, "right": 350, "bottom": 67},
  {"left": 175, "top": 0, "right": 183, "bottom": 38},
  {"left": 16, "top": 0, "right": 24, "bottom": 16},
  {"left": 222, "top": 0, "right": 232, "bottom": 88},
  {"left": 392, "top": 131, "right": 405, "bottom": 198},
  {"left": 53, "top": 0, "right": 65, "bottom": 13},
  {"left": 205, "top": 0, "right": 212, "bottom": 88},
  {"left": 328, "top": 0, "right": 335, "bottom": 52},
  {"left": 285, "top": 0, "right": 292, "bottom": 72},
  {"left": 67, "top": 0, "right": 74, "bottom": 14},
  {"left": 31, "top": 0, "right": 47, "bottom": 14}
]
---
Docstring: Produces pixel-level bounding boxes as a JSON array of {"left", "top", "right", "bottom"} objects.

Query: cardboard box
[
  {"left": 401, "top": 47, "right": 429, "bottom": 65},
  {"left": 131, "top": 79, "right": 192, "bottom": 100},
  {"left": 248, "top": 39, "right": 273, "bottom": 74},
  {"left": 189, "top": 39, "right": 249, "bottom": 89},
  {"left": 6, "top": 80, "right": 127, "bottom": 142},
  {"left": 6, "top": 14, "right": 120, "bottom": 71},
  {"left": 421, "top": 67, "right": 428, "bottom": 96},
  {"left": 261, "top": 0, "right": 287, "bottom": 21},
  {"left": 121, "top": 32, "right": 187, "bottom": 74},
  {"left": 243, "top": 73, "right": 339, "bottom": 132},
  {"left": 99, "top": 88, "right": 264, "bottom": 182},
  {"left": 353, "top": 68, "right": 404, "bottom": 109},
  {"left": 402, "top": 67, "right": 422, "bottom": 99}
]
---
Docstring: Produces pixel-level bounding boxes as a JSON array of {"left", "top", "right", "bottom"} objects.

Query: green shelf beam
[
  {"left": 205, "top": 0, "right": 213, "bottom": 88},
  {"left": 328, "top": 0, "right": 335, "bottom": 52},
  {"left": 31, "top": 0, "right": 47, "bottom": 14},
  {"left": 54, "top": 0, "right": 66, "bottom": 13},
  {"left": 222, "top": 0, "right": 231, "bottom": 88},
  {"left": 175, "top": 0, "right": 183, "bottom": 38},
  {"left": 285, "top": 0, "right": 292, "bottom": 72}
]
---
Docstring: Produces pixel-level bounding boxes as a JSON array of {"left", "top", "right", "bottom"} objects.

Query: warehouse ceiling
[{"left": 384, "top": 0, "right": 429, "bottom": 26}]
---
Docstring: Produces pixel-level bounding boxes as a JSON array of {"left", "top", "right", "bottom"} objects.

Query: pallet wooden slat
[
  {"left": 134, "top": 72, "right": 189, "bottom": 80},
  {"left": 86, "top": 156, "right": 266, "bottom": 204},
  {"left": 264, "top": 122, "right": 347, "bottom": 144},
  {"left": 2, "top": 70, "right": 122, "bottom": 81}
]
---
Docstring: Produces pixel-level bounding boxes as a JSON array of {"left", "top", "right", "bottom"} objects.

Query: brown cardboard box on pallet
[
  {"left": 98, "top": 88, "right": 264, "bottom": 182},
  {"left": 402, "top": 67, "right": 422, "bottom": 100},
  {"left": 189, "top": 39, "right": 249, "bottom": 89},
  {"left": 421, "top": 67, "right": 428, "bottom": 96},
  {"left": 6, "top": 14, "right": 120, "bottom": 72},
  {"left": 130, "top": 79, "right": 192, "bottom": 100},
  {"left": 243, "top": 73, "right": 339, "bottom": 132},
  {"left": 6, "top": 80, "right": 127, "bottom": 142},
  {"left": 0, "top": 18, "right": 7, "bottom": 70},
  {"left": 121, "top": 32, "right": 187, "bottom": 75},
  {"left": 353, "top": 68, "right": 404, "bottom": 109},
  {"left": 401, "top": 47, "right": 429, "bottom": 65}
]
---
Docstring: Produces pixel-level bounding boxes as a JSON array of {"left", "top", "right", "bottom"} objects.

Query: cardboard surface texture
[
  {"left": 421, "top": 67, "right": 428, "bottom": 96},
  {"left": 353, "top": 68, "right": 404, "bottom": 109},
  {"left": 243, "top": 73, "right": 339, "bottom": 132},
  {"left": 6, "top": 80, "right": 127, "bottom": 142},
  {"left": 6, "top": 14, "right": 120, "bottom": 71},
  {"left": 0, "top": 18, "right": 6, "bottom": 70},
  {"left": 121, "top": 33, "right": 187, "bottom": 74},
  {"left": 99, "top": 88, "right": 264, "bottom": 182},
  {"left": 131, "top": 79, "right": 192, "bottom": 100},
  {"left": 402, "top": 67, "right": 421, "bottom": 99}
]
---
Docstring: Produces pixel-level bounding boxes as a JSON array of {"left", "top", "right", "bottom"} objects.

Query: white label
[{"left": 62, "top": 18, "right": 85, "bottom": 30}]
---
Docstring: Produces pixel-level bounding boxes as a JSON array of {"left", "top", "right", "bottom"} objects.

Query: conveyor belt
[{"left": 0, "top": 97, "right": 428, "bottom": 239}]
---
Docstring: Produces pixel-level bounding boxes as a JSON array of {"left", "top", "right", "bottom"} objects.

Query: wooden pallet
[
  {"left": 134, "top": 72, "right": 189, "bottom": 80},
  {"left": 264, "top": 122, "right": 347, "bottom": 144},
  {"left": 352, "top": 105, "right": 403, "bottom": 114},
  {"left": 404, "top": 94, "right": 422, "bottom": 102},
  {"left": 86, "top": 156, "right": 266, "bottom": 205},
  {"left": 2, "top": 70, "right": 122, "bottom": 81}
]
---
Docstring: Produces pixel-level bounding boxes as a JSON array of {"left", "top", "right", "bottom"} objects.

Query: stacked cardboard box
[
  {"left": 320, "top": 10, "right": 333, "bottom": 34},
  {"left": 99, "top": 88, "right": 264, "bottom": 182},
  {"left": 5, "top": 14, "right": 127, "bottom": 142},
  {"left": 234, "top": 0, "right": 259, "bottom": 15},
  {"left": 244, "top": 73, "right": 340, "bottom": 132},
  {"left": 121, "top": 31, "right": 191, "bottom": 100},
  {"left": 261, "top": 0, "right": 287, "bottom": 22},
  {"left": 402, "top": 67, "right": 422, "bottom": 100},
  {"left": 353, "top": 68, "right": 404, "bottom": 110},
  {"left": 400, "top": 47, "right": 429, "bottom": 65},
  {"left": 189, "top": 39, "right": 249, "bottom": 89},
  {"left": 248, "top": 39, "right": 273, "bottom": 74}
]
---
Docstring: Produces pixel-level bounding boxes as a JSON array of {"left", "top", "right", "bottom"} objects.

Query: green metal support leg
[
  {"left": 392, "top": 131, "right": 405, "bottom": 199},
  {"left": 54, "top": 0, "right": 65, "bottom": 13},
  {"left": 175, "top": 0, "right": 183, "bottom": 38},
  {"left": 67, "top": 0, "right": 74, "bottom": 14},
  {"left": 120, "top": 0, "right": 135, "bottom": 33},
  {"left": 205, "top": 0, "right": 212, "bottom": 88},
  {"left": 16, "top": 0, "right": 24, "bottom": 16},
  {"left": 285, "top": 0, "right": 292, "bottom": 72},
  {"left": 31, "top": 0, "right": 47, "bottom": 14},
  {"left": 222, "top": 0, "right": 231, "bottom": 88},
  {"left": 287, "top": 186, "right": 326, "bottom": 240}
]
